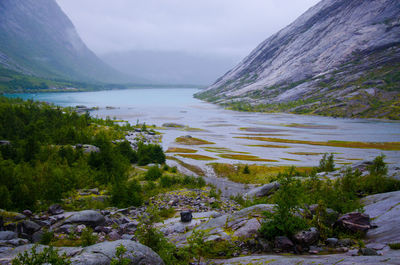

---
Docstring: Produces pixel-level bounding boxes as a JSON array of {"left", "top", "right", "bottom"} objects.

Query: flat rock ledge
[{"left": 0, "top": 240, "right": 164, "bottom": 265}]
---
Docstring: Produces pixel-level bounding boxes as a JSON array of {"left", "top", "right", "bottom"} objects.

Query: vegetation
[
  {"left": 259, "top": 154, "right": 400, "bottom": 241},
  {"left": 235, "top": 136, "right": 400, "bottom": 151},
  {"left": 0, "top": 97, "right": 165, "bottom": 211},
  {"left": 110, "top": 244, "right": 131, "bottom": 265},
  {"left": 12, "top": 245, "right": 71, "bottom": 265},
  {"left": 175, "top": 136, "right": 215, "bottom": 145},
  {"left": 176, "top": 153, "right": 217, "bottom": 160},
  {"left": 217, "top": 153, "right": 278, "bottom": 162},
  {"left": 318, "top": 153, "right": 335, "bottom": 172}
]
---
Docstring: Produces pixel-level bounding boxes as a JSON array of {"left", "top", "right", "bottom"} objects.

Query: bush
[
  {"left": 242, "top": 164, "right": 250, "bottom": 174},
  {"left": 80, "top": 227, "right": 98, "bottom": 247},
  {"left": 145, "top": 166, "right": 162, "bottom": 181},
  {"left": 12, "top": 245, "right": 71, "bottom": 265},
  {"left": 110, "top": 244, "right": 131, "bottom": 265},
  {"left": 318, "top": 153, "right": 335, "bottom": 172},
  {"left": 259, "top": 168, "right": 308, "bottom": 239},
  {"left": 135, "top": 206, "right": 188, "bottom": 265}
]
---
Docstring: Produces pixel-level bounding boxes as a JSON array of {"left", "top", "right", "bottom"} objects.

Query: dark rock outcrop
[{"left": 336, "top": 212, "right": 371, "bottom": 233}]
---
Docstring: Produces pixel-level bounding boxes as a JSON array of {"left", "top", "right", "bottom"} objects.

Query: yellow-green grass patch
[
  {"left": 246, "top": 144, "right": 291, "bottom": 148},
  {"left": 176, "top": 154, "right": 217, "bottom": 161},
  {"left": 210, "top": 163, "right": 313, "bottom": 184},
  {"left": 166, "top": 147, "right": 198, "bottom": 153},
  {"left": 217, "top": 154, "right": 278, "bottom": 162},
  {"left": 202, "top": 146, "right": 250, "bottom": 154},
  {"left": 236, "top": 136, "right": 400, "bottom": 151},
  {"left": 280, "top": 158, "right": 301, "bottom": 162},
  {"left": 175, "top": 136, "right": 215, "bottom": 145},
  {"left": 239, "top": 127, "right": 287, "bottom": 133},
  {"left": 287, "top": 152, "right": 324, "bottom": 156},
  {"left": 166, "top": 156, "right": 205, "bottom": 176},
  {"left": 282, "top": 123, "right": 337, "bottom": 129}
]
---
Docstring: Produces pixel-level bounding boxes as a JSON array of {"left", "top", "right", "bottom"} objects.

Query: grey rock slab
[
  {"left": 71, "top": 240, "right": 164, "bottom": 265},
  {"left": 244, "top": 182, "right": 280, "bottom": 198},
  {"left": 212, "top": 250, "right": 400, "bottom": 264},
  {"left": 0, "top": 232, "right": 16, "bottom": 241},
  {"left": 64, "top": 210, "right": 105, "bottom": 227},
  {"left": 363, "top": 191, "right": 400, "bottom": 244}
]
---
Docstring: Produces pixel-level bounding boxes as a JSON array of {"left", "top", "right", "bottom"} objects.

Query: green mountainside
[{"left": 0, "top": 0, "right": 128, "bottom": 88}]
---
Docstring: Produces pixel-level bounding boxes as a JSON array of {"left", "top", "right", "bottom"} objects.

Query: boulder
[
  {"left": 71, "top": 240, "right": 164, "bottom": 265},
  {"left": 244, "top": 182, "right": 280, "bottom": 198},
  {"left": 0, "top": 231, "right": 17, "bottom": 241},
  {"left": 358, "top": 248, "right": 378, "bottom": 256},
  {"left": 336, "top": 212, "right": 371, "bottom": 233},
  {"left": 49, "top": 204, "right": 64, "bottom": 215},
  {"left": 180, "top": 211, "right": 192, "bottom": 223},
  {"left": 22, "top": 210, "right": 32, "bottom": 217},
  {"left": 65, "top": 210, "right": 105, "bottom": 227},
  {"left": 325, "top": 237, "right": 338, "bottom": 247},
  {"left": 20, "top": 220, "right": 41, "bottom": 235},
  {"left": 293, "top": 227, "right": 319, "bottom": 246},
  {"left": 107, "top": 231, "right": 121, "bottom": 241},
  {"left": 274, "top": 236, "right": 294, "bottom": 251},
  {"left": 233, "top": 218, "right": 261, "bottom": 238}
]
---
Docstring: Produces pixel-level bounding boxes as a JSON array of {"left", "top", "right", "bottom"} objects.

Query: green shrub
[
  {"left": 145, "top": 166, "right": 162, "bottom": 181},
  {"left": 110, "top": 244, "right": 131, "bottom": 265},
  {"left": 389, "top": 242, "right": 400, "bottom": 250},
  {"left": 40, "top": 229, "right": 55, "bottom": 245},
  {"left": 318, "top": 153, "right": 335, "bottom": 172},
  {"left": 12, "top": 245, "right": 71, "bottom": 265},
  {"left": 242, "top": 164, "right": 250, "bottom": 174},
  {"left": 259, "top": 168, "right": 308, "bottom": 239},
  {"left": 136, "top": 206, "right": 188, "bottom": 265},
  {"left": 209, "top": 187, "right": 221, "bottom": 199},
  {"left": 187, "top": 230, "right": 211, "bottom": 264},
  {"left": 80, "top": 227, "right": 98, "bottom": 247}
]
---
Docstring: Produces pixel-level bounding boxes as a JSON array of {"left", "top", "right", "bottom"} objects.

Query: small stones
[
  {"left": 22, "top": 210, "right": 32, "bottom": 217},
  {"left": 180, "top": 211, "right": 193, "bottom": 222}
]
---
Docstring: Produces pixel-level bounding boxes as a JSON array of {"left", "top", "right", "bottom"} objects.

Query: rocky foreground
[{"left": 0, "top": 187, "right": 399, "bottom": 264}]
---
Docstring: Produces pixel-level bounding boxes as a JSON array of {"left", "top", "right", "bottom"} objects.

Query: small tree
[
  {"left": 242, "top": 164, "right": 250, "bottom": 174},
  {"left": 110, "top": 244, "right": 131, "bottom": 265},
  {"left": 187, "top": 230, "right": 211, "bottom": 265},
  {"left": 318, "top": 153, "right": 335, "bottom": 172}
]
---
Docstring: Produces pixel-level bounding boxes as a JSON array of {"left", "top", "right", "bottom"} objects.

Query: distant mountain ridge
[
  {"left": 196, "top": 0, "right": 400, "bottom": 119},
  {"left": 0, "top": 0, "right": 125, "bottom": 83}
]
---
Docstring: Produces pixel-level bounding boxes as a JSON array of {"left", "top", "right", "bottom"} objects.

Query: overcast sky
[{"left": 56, "top": 0, "right": 320, "bottom": 58}]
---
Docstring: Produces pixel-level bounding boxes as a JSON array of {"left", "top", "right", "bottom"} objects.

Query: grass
[
  {"left": 217, "top": 154, "right": 279, "bottom": 162},
  {"left": 282, "top": 123, "right": 337, "bottom": 129},
  {"left": 246, "top": 144, "right": 291, "bottom": 148},
  {"left": 176, "top": 154, "right": 217, "bottom": 161},
  {"left": 280, "top": 158, "right": 301, "bottom": 162},
  {"left": 287, "top": 152, "right": 324, "bottom": 156},
  {"left": 175, "top": 136, "right": 215, "bottom": 145},
  {"left": 389, "top": 243, "right": 400, "bottom": 250},
  {"left": 235, "top": 136, "right": 400, "bottom": 151},
  {"left": 210, "top": 163, "right": 314, "bottom": 184},
  {"left": 202, "top": 147, "right": 250, "bottom": 154},
  {"left": 166, "top": 156, "right": 205, "bottom": 176},
  {"left": 166, "top": 147, "right": 198, "bottom": 153}
]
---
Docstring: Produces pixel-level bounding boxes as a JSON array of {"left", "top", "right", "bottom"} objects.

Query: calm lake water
[{"left": 6, "top": 88, "right": 400, "bottom": 168}]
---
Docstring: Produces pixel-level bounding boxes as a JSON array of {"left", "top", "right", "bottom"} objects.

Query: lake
[{"left": 6, "top": 88, "right": 400, "bottom": 170}]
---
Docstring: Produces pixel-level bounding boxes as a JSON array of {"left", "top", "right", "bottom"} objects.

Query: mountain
[
  {"left": 196, "top": 0, "right": 400, "bottom": 119},
  {"left": 0, "top": 0, "right": 126, "bottom": 84},
  {"left": 101, "top": 50, "right": 241, "bottom": 86}
]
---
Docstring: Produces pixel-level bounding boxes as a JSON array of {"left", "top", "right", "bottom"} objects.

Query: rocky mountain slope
[
  {"left": 0, "top": 0, "right": 125, "bottom": 83},
  {"left": 196, "top": 0, "right": 400, "bottom": 119}
]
